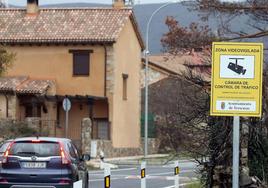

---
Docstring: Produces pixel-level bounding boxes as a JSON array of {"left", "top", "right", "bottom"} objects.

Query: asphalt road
[{"left": 88, "top": 160, "right": 199, "bottom": 188}]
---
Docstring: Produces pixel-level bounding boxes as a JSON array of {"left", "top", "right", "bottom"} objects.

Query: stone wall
[
  {"left": 106, "top": 46, "right": 115, "bottom": 95},
  {"left": 81, "top": 118, "right": 92, "bottom": 154},
  {"left": 7, "top": 95, "right": 18, "bottom": 119},
  {"left": 90, "top": 138, "right": 160, "bottom": 158},
  {"left": 81, "top": 118, "right": 160, "bottom": 158},
  {"left": 140, "top": 67, "right": 168, "bottom": 88}
]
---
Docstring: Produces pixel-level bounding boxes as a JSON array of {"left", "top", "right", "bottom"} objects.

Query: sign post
[
  {"left": 233, "top": 116, "right": 240, "bottom": 188},
  {"left": 63, "top": 98, "right": 71, "bottom": 138},
  {"left": 211, "top": 42, "right": 263, "bottom": 188}
]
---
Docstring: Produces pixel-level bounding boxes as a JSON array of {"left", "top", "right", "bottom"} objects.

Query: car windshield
[
  {"left": 0, "top": 142, "right": 11, "bottom": 154},
  {"left": 9, "top": 142, "right": 60, "bottom": 157}
]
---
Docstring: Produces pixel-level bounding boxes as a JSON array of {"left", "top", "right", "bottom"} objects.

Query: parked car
[
  {"left": 0, "top": 140, "right": 13, "bottom": 163},
  {"left": 0, "top": 137, "right": 90, "bottom": 188}
]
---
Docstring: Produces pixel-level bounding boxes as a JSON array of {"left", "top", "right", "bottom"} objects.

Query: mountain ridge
[{"left": 8, "top": 2, "right": 266, "bottom": 55}]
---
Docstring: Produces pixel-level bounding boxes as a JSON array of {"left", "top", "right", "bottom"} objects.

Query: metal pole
[
  {"left": 65, "top": 109, "right": 69, "bottom": 138},
  {"left": 144, "top": 0, "right": 179, "bottom": 157},
  {"left": 232, "top": 116, "right": 240, "bottom": 188},
  {"left": 144, "top": 49, "right": 149, "bottom": 157}
]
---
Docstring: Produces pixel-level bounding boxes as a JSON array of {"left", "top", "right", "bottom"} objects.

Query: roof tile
[
  {"left": 0, "top": 76, "right": 54, "bottom": 94},
  {"left": 0, "top": 8, "right": 133, "bottom": 44}
]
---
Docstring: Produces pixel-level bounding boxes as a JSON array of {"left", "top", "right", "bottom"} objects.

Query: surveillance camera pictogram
[{"left": 227, "top": 58, "right": 246, "bottom": 75}]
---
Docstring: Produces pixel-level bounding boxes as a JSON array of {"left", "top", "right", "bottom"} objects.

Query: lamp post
[{"left": 144, "top": 0, "right": 180, "bottom": 157}]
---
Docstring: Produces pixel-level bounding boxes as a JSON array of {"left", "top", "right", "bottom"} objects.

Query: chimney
[
  {"left": 27, "top": 0, "right": 39, "bottom": 14},
  {"left": 113, "top": 0, "right": 125, "bottom": 8}
]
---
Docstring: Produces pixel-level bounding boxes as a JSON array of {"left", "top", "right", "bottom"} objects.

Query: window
[
  {"left": 92, "top": 119, "right": 110, "bottom": 140},
  {"left": 9, "top": 142, "right": 60, "bottom": 157},
  {"left": 122, "top": 74, "right": 128, "bottom": 100},
  {"left": 0, "top": 142, "right": 11, "bottom": 154},
  {"left": 67, "top": 143, "right": 77, "bottom": 159},
  {"left": 69, "top": 50, "right": 93, "bottom": 76},
  {"left": 25, "top": 104, "right": 41, "bottom": 117}
]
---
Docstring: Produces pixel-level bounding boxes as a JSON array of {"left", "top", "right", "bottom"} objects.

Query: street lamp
[{"left": 144, "top": 0, "right": 180, "bottom": 157}]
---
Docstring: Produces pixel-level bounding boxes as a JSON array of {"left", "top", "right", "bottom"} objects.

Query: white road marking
[
  {"left": 89, "top": 178, "right": 121, "bottom": 182},
  {"left": 88, "top": 167, "right": 137, "bottom": 174},
  {"left": 162, "top": 181, "right": 200, "bottom": 188},
  {"left": 148, "top": 169, "right": 194, "bottom": 176},
  {"left": 125, "top": 175, "right": 196, "bottom": 181}
]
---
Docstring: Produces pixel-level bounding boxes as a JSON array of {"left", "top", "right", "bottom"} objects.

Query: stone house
[
  {"left": 140, "top": 53, "right": 210, "bottom": 146},
  {"left": 141, "top": 53, "right": 211, "bottom": 88},
  {"left": 0, "top": 0, "right": 144, "bottom": 156}
]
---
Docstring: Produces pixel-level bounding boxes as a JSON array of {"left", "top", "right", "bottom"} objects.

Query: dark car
[
  {"left": 0, "top": 137, "right": 90, "bottom": 188},
  {"left": 0, "top": 140, "right": 13, "bottom": 163}
]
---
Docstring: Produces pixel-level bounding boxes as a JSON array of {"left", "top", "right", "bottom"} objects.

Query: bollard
[
  {"left": 141, "top": 161, "right": 146, "bottom": 188},
  {"left": 104, "top": 163, "right": 111, "bottom": 188},
  {"left": 174, "top": 161, "right": 180, "bottom": 188},
  {"left": 73, "top": 180, "right": 82, "bottom": 188}
]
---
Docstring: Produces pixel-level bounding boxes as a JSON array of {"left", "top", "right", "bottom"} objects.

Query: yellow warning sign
[{"left": 211, "top": 42, "right": 263, "bottom": 117}]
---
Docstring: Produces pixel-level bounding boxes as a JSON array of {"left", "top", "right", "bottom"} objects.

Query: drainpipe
[
  {"left": 13, "top": 89, "right": 17, "bottom": 120},
  {"left": 103, "top": 45, "right": 110, "bottom": 139},
  {"left": 4, "top": 94, "right": 8, "bottom": 118},
  {"left": 103, "top": 45, "right": 107, "bottom": 97}
]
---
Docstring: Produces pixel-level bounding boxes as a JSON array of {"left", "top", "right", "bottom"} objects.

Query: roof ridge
[
  {"left": 0, "top": 7, "right": 132, "bottom": 11},
  {"left": 15, "top": 77, "right": 30, "bottom": 91},
  {"left": 0, "top": 7, "right": 142, "bottom": 47}
]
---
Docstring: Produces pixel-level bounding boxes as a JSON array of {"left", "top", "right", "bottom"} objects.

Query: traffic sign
[
  {"left": 211, "top": 42, "right": 263, "bottom": 117},
  {"left": 63, "top": 98, "right": 71, "bottom": 138},
  {"left": 63, "top": 98, "right": 71, "bottom": 111}
]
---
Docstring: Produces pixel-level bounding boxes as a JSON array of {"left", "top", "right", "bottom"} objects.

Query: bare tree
[
  {"left": 185, "top": 0, "right": 268, "bottom": 41},
  {"left": 158, "top": 2, "right": 268, "bottom": 186}
]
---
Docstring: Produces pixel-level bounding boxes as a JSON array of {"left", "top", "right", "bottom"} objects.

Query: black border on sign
[
  {"left": 211, "top": 43, "right": 263, "bottom": 117},
  {"left": 219, "top": 55, "right": 255, "bottom": 80}
]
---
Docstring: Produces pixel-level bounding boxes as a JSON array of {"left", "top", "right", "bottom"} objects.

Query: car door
[
  {"left": 66, "top": 142, "right": 79, "bottom": 179},
  {"left": 70, "top": 142, "right": 88, "bottom": 188},
  {"left": 71, "top": 143, "right": 86, "bottom": 171}
]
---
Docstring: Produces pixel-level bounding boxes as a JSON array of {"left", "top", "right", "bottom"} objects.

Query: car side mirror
[{"left": 81, "top": 154, "right": 91, "bottom": 161}]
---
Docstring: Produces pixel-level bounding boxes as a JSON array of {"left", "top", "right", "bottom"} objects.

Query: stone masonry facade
[{"left": 81, "top": 118, "right": 160, "bottom": 158}]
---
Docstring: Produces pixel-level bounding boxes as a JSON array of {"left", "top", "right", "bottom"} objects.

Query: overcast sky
[{"left": 8, "top": 0, "right": 172, "bottom": 6}]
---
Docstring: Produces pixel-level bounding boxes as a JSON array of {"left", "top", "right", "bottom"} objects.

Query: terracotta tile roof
[
  {"left": 0, "top": 8, "right": 144, "bottom": 48},
  {"left": 0, "top": 76, "right": 54, "bottom": 94},
  {"left": 148, "top": 53, "right": 211, "bottom": 82},
  {"left": 0, "top": 76, "right": 28, "bottom": 91},
  {"left": 148, "top": 54, "right": 189, "bottom": 75}
]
